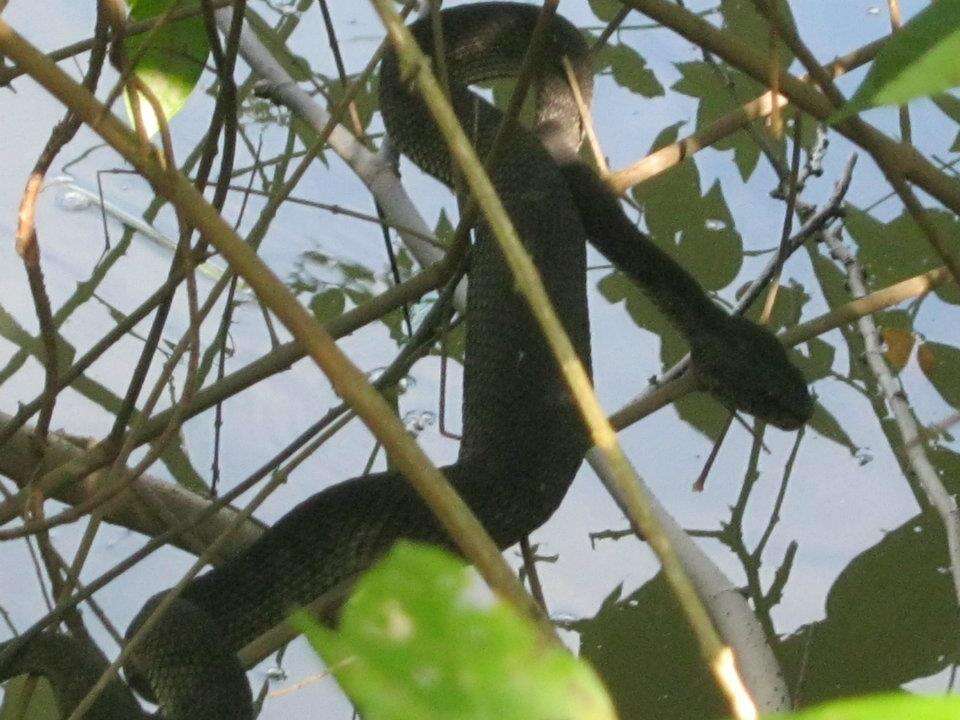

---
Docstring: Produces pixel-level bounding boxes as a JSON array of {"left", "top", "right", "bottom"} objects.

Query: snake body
[{"left": 1, "top": 4, "right": 811, "bottom": 718}]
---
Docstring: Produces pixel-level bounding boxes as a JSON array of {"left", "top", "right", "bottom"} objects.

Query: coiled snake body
[{"left": 0, "top": 4, "right": 812, "bottom": 718}]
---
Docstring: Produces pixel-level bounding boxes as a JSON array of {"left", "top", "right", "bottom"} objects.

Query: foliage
[
  {"left": 123, "top": 0, "right": 210, "bottom": 138},
  {"left": 838, "top": 3, "right": 960, "bottom": 118},
  {"left": 2, "top": 2, "right": 960, "bottom": 719},
  {"left": 296, "top": 543, "right": 617, "bottom": 720},
  {"left": 296, "top": 540, "right": 960, "bottom": 720},
  {"left": 773, "top": 694, "right": 960, "bottom": 720},
  {"left": 579, "top": 515, "right": 960, "bottom": 718}
]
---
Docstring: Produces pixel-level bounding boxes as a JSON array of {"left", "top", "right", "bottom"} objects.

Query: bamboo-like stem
[
  {"left": 65, "top": 292, "right": 453, "bottom": 716},
  {"left": 780, "top": 266, "right": 952, "bottom": 346},
  {"left": 5, "top": 215, "right": 946, "bottom": 553},
  {"left": 0, "top": 12, "right": 551, "bottom": 644},
  {"left": 370, "top": 2, "right": 756, "bottom": 717},
  {"left": 620, "top": 0, "right": 960, "bottom": 216},
  {"left": 610, "top": 265, "right": 955, "bottom": 431},
  {"left": 752, "top": 0, "right": 960, "bottom": 293},
  {"left": 885, "top": 0, "right": 911, "bottom": 143},
  {"left": 608, "top": 36, "right": 885, "bottom": 193},
  {"left": 0, "top": 259, "right": 449, "bottom": 524}
]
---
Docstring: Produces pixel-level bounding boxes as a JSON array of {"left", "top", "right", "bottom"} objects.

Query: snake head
[{"left": 690, "top": 314, "right": 813, "bottom": 430}]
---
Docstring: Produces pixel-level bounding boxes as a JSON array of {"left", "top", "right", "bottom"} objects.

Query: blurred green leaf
[
  {"left": 721, "top": 0, "right": 796, "bottom": 69},
  {"left": 296, "top": 543, "right": 616, "bottom": 720},
  {"left": 671, "top": 62, "right": 769, "bottom": 180},
  {"left": 741, "top": 281, "right": 810, "bottom": 332},
  {"left": 789, "top": 337, "right": 835, "bottom": 382},
  {"left": 474, "top": 76, "right": 540, "bottom": 127},
  {"left": 431, "top": 318, "right": 465, "bottom": 366},
  {"left": 670, "top": 0, "right": 796, "bottom": 179},
  {"left": 575, "top": 574, "right": 725, "bottom": 720},
  {"left": 674, "top": 392, "right": 732, "bottom": 441},
  {"left": 244, "top": 6, "right": 312, "bottom": 82},
  {"left": 602, "top": 274, "right": 733, "bottom": 440},
  {"left": 0, "top": 304, "right": 76, "bottom": 377},
  {"left": 582, "top": 517, "right": 958, "bottom": 715},
  {"left": 930, "top": 445, "right": 960, "bottom": 494},
  {"left": 160, "top": 440, "right": 209, "bottom": 494},
  {"left": 291, "top": 248, "right": 410, "bottom": 345},
  {"left": 327, "top": 72, "right": 380, "bottom": 131},
  {"left": 806, "top": 401, "right": 857, "bottom": 455},
  {"left": 434, "top": 209, "right": 456, "bottom": 247},
  {"left": 772, "top": 693, "right": 960, "bottom": 720},
  {"left": 124, "top": 0, "right": 210, "bottom": 138},
  {"left": 836, "top": 3, "right": 960, "bottom": 120},
  {"left": 779, "top": 515, "right": 959, "bottom": 701}
]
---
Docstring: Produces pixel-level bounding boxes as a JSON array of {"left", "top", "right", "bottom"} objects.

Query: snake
[{"left": 0, "top": 4, "right": 812, "bottom": 718}]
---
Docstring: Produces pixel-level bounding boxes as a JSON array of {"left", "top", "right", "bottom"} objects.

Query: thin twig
[
  {"left": 0, "top": 7, "right": 555, "bottom": 647},
  {"left": 371, "top": 3, "right": 756, "bottom": 716},
  {"left": 620, "top": 0, "right": 960, "bottom": 218},
  {"left": 825, "top": 233, "right": 960, "bottom": 606},
  {"left": 753, "top": 0, "right": 960, "bottom": 290},
  {"left": 608, "top": 34, "right": 885, "bottom": 194},
  {"left": 609, "top": 156, "right": 856, "bottom": 432}
]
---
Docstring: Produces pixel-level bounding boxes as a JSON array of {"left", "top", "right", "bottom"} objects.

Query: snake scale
[{"left": 0, "top": 4, "right": 812, "bottom": 718}]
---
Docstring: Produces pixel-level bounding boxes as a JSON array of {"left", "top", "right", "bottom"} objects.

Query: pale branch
[
  {"left": 824, "top": 233, "right": 960, "bottom": 608},
  {"left": 0, "top": 411, "right": 264, "bottom": 559}
]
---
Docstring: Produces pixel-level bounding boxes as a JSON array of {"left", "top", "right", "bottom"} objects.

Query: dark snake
[{"left": 0, "top": 4, "right": 813, "bottom": 717}]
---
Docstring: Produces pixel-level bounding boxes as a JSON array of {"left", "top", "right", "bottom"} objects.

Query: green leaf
[
  {"left": 575, "top": 574, "right": 725, "bottom": 719},
  {"left": 243, "top": 6, "right": 312, "bottom": 82},
  {"left": 770, "top": 693, "right": 960, "bottom": 720},
  {"left": 671, "top": 62, "right": 769, "bottom": 180},
  {"left": 310, "top": 288, "right": 347, "bottom": 323},
  {"left": 633, "top": 126, "right": 743, "bottom": 291},
  {"left": 587, "top": 0, "right": 623, "bottom": 23},
  {"left": 674, "top": 391, "right": 733, "bottom": 441},
  {"left": 327, "top": 72, "right": 380, "bottom": 131},
  {"left": 594, "top": 43, "right": 664, "bottom": 97},
  {"left": 0, "top": 304, "right": 76, "bottom": 376},
  {"left": 931, "top": 445, "right": 960, "bottom": 495},
  {"left": 123, "top": 0, "right": 210, "bottom": 138},
  {"left": 836, "top": 3, "right": 960, "bottom": 120},
  {"left": 434, "top": 209, "right": 456, "bottom": 247},
  {"left": 295, "top": 542, "right": 617, "bottom": 720},
  {"left": 475, "top": 76, "right": 540, "bottom": 127},
  {"left": 741, "top": 282, "right": 807, "bottom": 331},
  {"left": 846, "top": 205, "right": 960, "bottom": 306},
  {"left": 721, "top": 0, "right": 796, "bottom": 69},
  {"left": 430, "top": 319, "right": 466, "bottom": 365},
  {"left": 805, "top": 401, "right": 857, "bottom": 455},
  {"left": 160, "top": 439, "right": 210, "bottom": 494},
  {"left": 788, "top": 337, "right": 834, "bottom": 382}
]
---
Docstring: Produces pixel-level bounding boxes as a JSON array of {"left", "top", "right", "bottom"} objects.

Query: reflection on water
[
  {"left": 573, "top": 507, "right": 960, "bottom": 718},
  {"left": 2, "top": 1, "right": 960, "bottom": 718}
]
